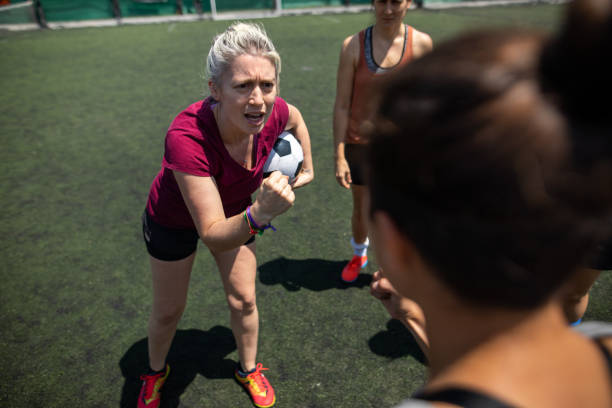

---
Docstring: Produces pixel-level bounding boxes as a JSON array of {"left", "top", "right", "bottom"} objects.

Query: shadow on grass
[
  {"left": 258, "top": 257, "right": 372, "bottom": 291},
  {"left": 119, "top": 326, "right": 237, "bottom": 408},
  {"left": 368, "top": 319, "right": 428, "bottom": 365}
]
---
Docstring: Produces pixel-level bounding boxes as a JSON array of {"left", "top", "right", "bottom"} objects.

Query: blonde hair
[{"left": 206, "top": 22, "right": 281, "bottom": 85}]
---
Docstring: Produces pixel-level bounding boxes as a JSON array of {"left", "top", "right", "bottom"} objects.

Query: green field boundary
[{"left": 0, "top": 0, "right": 568, "bottom": 30}]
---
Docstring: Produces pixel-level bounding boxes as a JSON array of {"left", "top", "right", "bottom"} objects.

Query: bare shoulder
[
  {"left": 411, "top": 28, "right": 433, "bottom": 59},
  {"left": 340, "top": 33, "right": 360, "bottom": 65},
  {"left": 285, "top": 103, "right": 303, "bottom": 129}
]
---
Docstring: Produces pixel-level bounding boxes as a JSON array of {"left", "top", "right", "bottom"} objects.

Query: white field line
[{"left": 0, "top": 1, "right": 32, "bottom": 11}]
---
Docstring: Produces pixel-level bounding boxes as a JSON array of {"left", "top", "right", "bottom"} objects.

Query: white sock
[{"left": 351, "top": 237, "right": 369, "bottom": 257}]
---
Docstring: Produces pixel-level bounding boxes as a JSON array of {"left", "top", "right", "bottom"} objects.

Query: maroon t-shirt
[{"left": 146, "top": 96, "right": 290, "bottom": 229}]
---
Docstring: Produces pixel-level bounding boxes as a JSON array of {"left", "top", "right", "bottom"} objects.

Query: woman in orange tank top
[{"left": 332, "top": 0, "right": 432, "bottom": 350}]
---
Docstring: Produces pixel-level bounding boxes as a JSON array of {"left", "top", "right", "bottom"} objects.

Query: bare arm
[
  {"left": 285, "top": 103, "right": 314, "bottom": 189},
  {"left": 370, "top": 269, "right": 430, "bottom": 357},
  {"left": 174, "top": 170, "right": 294, "bottom": 253},
  {"left": 333, "top": 35, "right": 359, "bottom": 189}
]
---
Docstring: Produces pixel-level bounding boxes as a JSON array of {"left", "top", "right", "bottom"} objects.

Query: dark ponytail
[
  {"left": 539, "top": 0, "right": 612, "bottom": 124},
  {"left": 539, "top": 0, "right": 612, "bottom": 218}
]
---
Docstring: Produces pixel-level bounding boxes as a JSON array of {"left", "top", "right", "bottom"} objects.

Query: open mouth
[{"left": 245, "top": 112, "right": 265, "bottom": 125}]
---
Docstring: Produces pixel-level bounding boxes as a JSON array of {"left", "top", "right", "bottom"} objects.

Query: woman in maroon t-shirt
[{"left": 138, "top": 22, "right": 313, "bottom": 408}]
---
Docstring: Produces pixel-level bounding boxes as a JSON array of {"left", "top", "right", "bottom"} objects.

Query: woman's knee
[
  {"left": 151, "top": 303, "right": 186, "bottom": 327},
  {"left": 227, "top": 293, "right": 257, "bottom": 315}
]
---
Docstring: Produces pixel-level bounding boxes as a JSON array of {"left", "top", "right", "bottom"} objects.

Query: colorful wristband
[
  {"left": 247, "top": 206, "right": 276, "bottom": 235},
  {"left": 243, "top": 211, "right": 258, "bottom": 235}
]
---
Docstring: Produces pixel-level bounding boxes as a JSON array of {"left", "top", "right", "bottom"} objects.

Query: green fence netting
[
  {"left": 0, "top": 0, "right": 35, "bottom": 24},
  {"left": 215, "top": 0, "right": 274, "bottom": 12},
  {"left": 282, "top": 0, "right": 370, "bottom": 8},
  {"left": 30, "top": 0, "right": 370, "bottom": 22},
  {"left": 1, "top": 0, "right": 481, "bottom": 25},
  {"left": 119, "top": 0, "right": 209, "bottom": 16},
  {"left": 37, "top": 0, "right": 116, "bottom": 20}
]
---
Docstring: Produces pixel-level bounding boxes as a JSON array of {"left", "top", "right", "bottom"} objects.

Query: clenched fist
[{"left": 250, "top": 171, "right": 295, "bottom": 226}]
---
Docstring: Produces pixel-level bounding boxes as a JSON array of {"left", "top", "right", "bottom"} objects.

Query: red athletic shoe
[
  {"left": 235, "top": 363, "right": 276, "bottom": 408},
  {"left": 138, "top": 364, "right": 170, "bottom": 408},
  {"left": 341, "top": 255, "right": 368, "bottom": 282}
]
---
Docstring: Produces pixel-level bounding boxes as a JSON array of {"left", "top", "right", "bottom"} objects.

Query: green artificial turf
[{"left": 2, "top": 4, "right": 610, "bottom": 408}]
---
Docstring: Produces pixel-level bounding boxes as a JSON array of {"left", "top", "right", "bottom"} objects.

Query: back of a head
[{"left": 368, "top": 0, "right": 612, "bottom": 309}]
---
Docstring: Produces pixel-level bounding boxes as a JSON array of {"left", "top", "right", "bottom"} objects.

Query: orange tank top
[{"left": 346, "top": 25, "right": 413, "bottom": 144}]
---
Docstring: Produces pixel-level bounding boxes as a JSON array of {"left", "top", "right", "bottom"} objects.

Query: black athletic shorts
[
  {"left": 345, "top": 143, "right": 368, "bottom": 186},
  {"left": 142, "top": 210, "right": 255, "bottom": 262}
]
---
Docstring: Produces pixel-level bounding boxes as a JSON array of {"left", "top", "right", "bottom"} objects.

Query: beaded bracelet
[{"left": 246, "top": 205, "right": 276, "bottom": 236}]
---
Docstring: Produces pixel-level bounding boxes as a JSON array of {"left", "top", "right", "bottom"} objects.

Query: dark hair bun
[{"left": 539, "top": 0, "right": 612, "bottom": 123}]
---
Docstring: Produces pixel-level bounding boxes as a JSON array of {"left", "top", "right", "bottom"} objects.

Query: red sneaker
[
  {"left": 341, "top": 255, "right": 368, "bottom": 282},
  {"left": 235, "top": 363, "right": 276, "bottom": 407},
  {"left": 138, "top": 364, "right": 170, "bottom": 408}
]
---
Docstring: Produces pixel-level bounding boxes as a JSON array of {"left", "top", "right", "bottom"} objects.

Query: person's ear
[
  {"left": 371, "top": 212, "right": 413, "bottom": 272},
  {"left": 209, "top": 80, "right": 220, "bottom": 101},
  {"left": 371, "top": 211, "right": 426, "bottom": 298}
]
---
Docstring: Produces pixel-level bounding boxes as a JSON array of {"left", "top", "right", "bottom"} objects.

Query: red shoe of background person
[{"left": 341, "top": 255, "right": 368, "bottom": 283}]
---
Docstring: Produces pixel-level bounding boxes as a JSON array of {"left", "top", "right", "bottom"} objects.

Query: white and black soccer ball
[{"left": 263, "top": 131, "right": 304, "bottom": 183}]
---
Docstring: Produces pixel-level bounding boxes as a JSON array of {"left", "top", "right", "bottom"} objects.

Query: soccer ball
[{"left": 263, "top": 131, "right": 304, "bottom": 183}]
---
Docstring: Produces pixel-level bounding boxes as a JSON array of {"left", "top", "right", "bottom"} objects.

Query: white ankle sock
[{"left": 351, "top": 237, "right": 369, "bottom": 257}]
